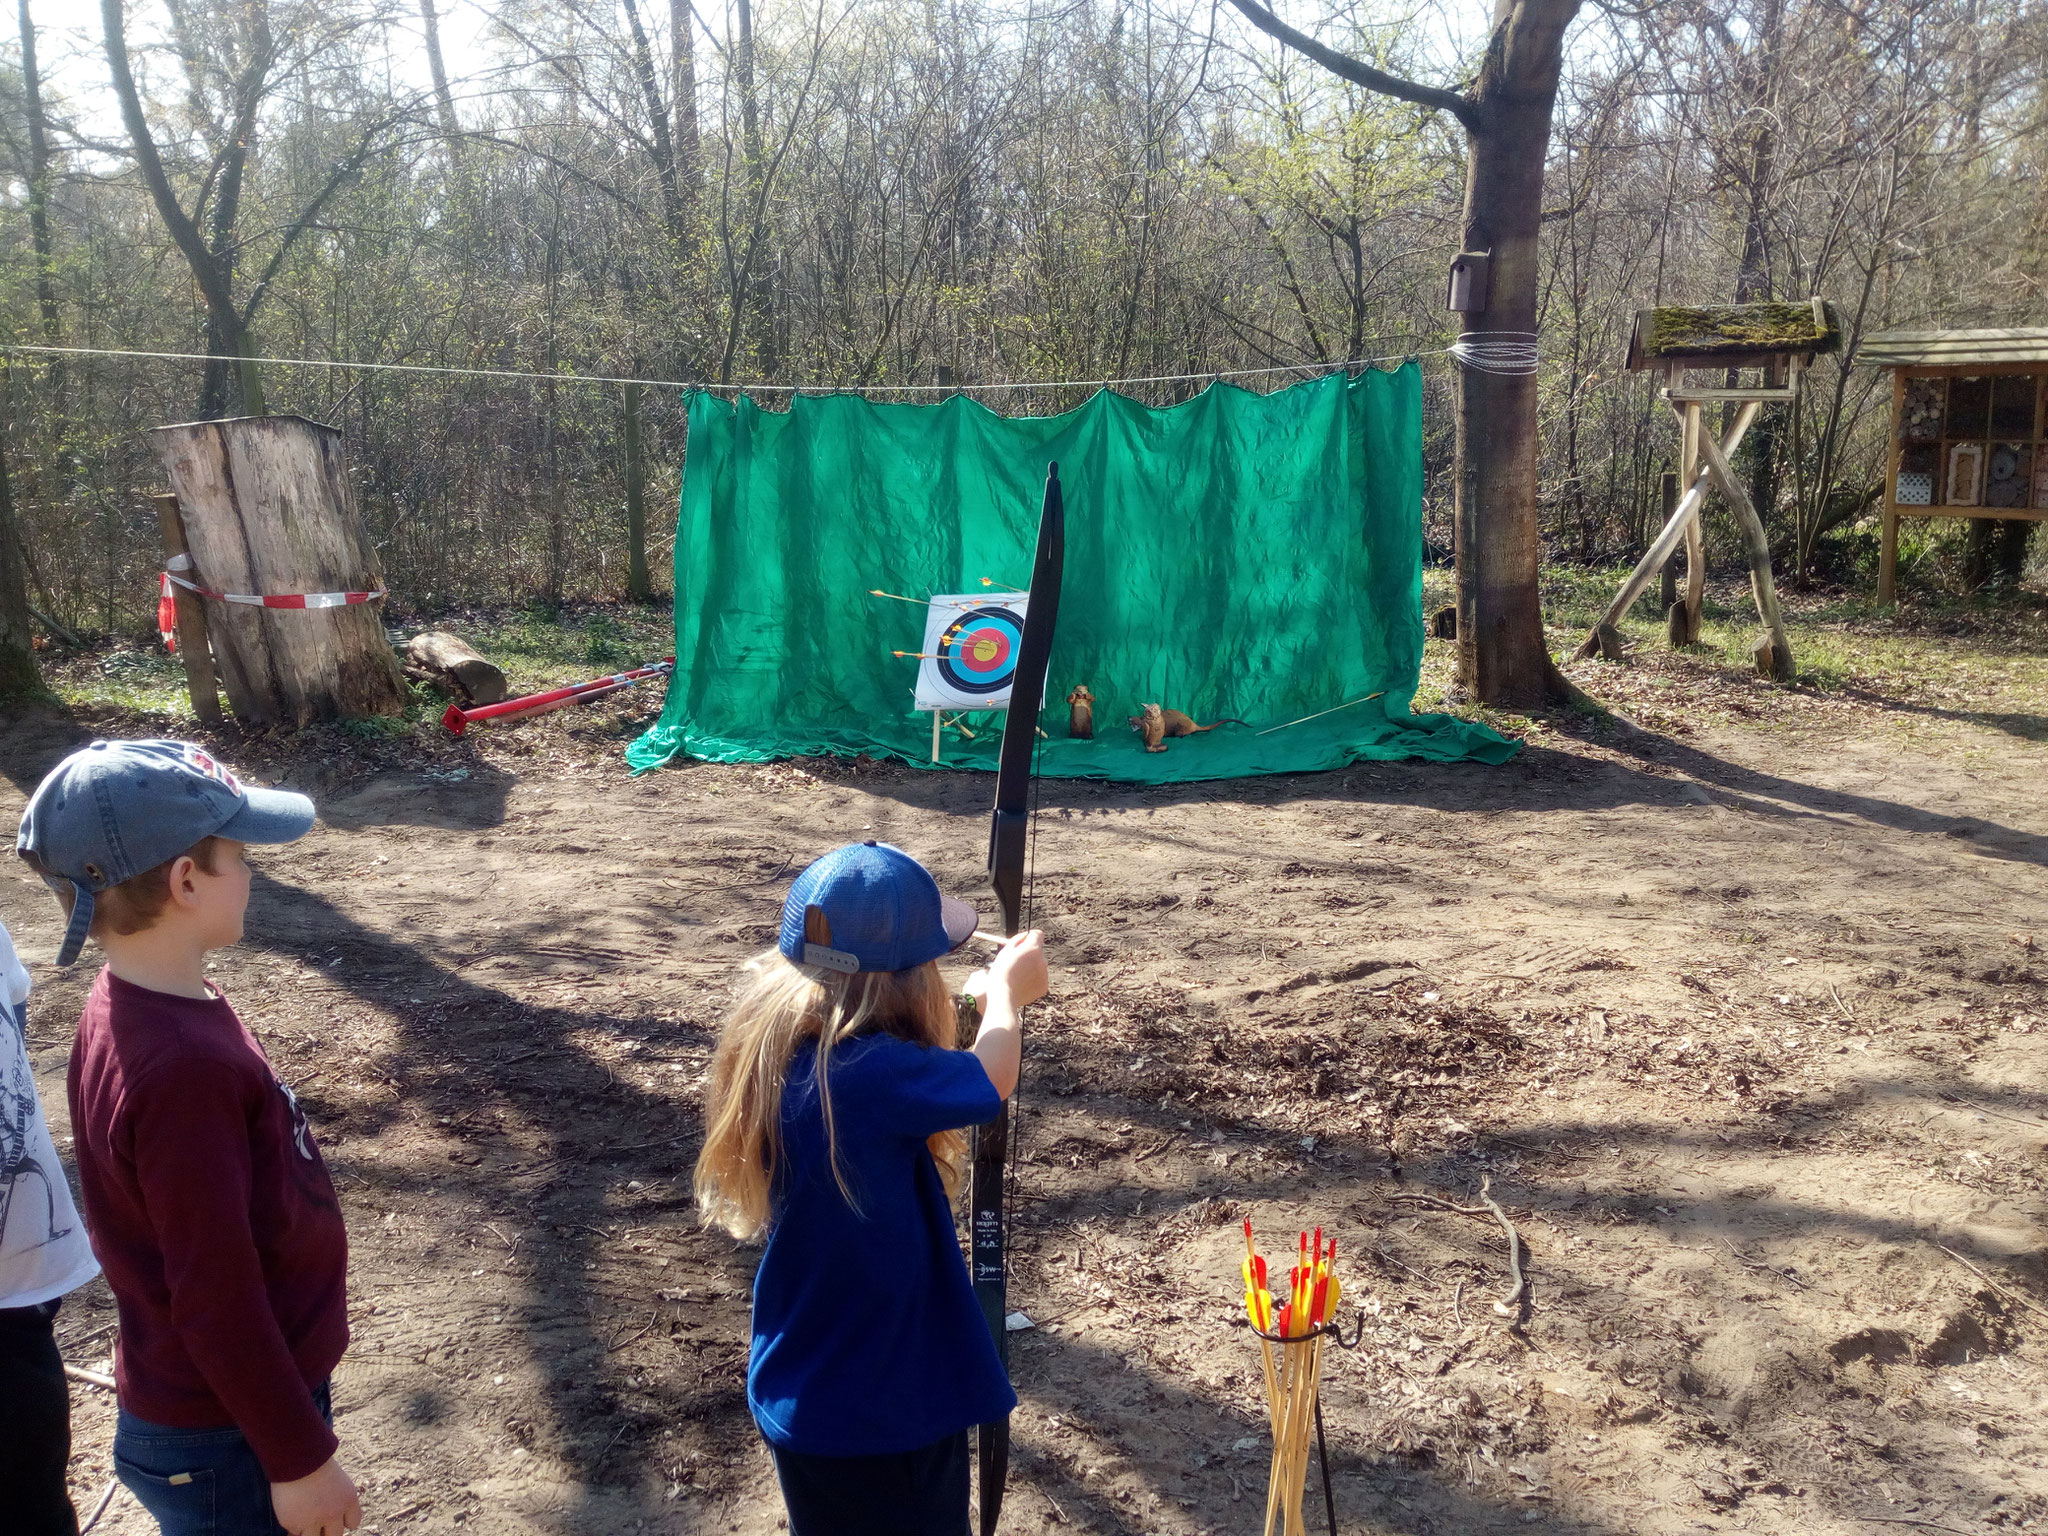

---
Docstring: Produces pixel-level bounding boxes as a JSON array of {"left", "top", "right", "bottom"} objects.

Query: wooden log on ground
[
  {"left": 404, "top": 631, "right": 507, "bottom": 705},
  {"left": 151, "top": 494, "right": 221, "bottom": 725},
  {"left": 150, "top": 415, "right": 406, "bottom": 725},
  {"left": 1429, "top": 605, "right": 1457, "bottom": 640}
]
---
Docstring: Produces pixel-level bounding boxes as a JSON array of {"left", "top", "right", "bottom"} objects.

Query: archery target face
[{"left": 912, "top": 594, "right": 1030, "bottom": 711}]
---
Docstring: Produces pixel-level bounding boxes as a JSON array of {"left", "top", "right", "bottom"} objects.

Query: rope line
[{"left": 0, "top": 341, "right": 1457, "bottom": 396}]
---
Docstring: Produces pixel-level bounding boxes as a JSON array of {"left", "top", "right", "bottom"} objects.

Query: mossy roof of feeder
[{"left": 1627, "top": 300, "right": 1840, "bottom": 370}]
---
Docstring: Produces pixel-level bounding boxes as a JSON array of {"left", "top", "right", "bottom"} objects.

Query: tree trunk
[
  {"left": 420, "top": 0, "right": 464, "bottom": 165},
  {"left": 19, "top": 1, "right": 60, "bottom": 366},
  {"left": 623, "top": 381, "right": 652, "bottom": 601},
  {"left": 670, "top": 0, "right": 699, "bottom": 201},
  {"left": 1454, "top": 0, "right": 1582, "bottom": 706},
  {"left": 734, "top": 0, "right": 778, "bottom": 378},
  {"left": 621, "top": 0, "right": 682, "bottom": 237},
  {"left": 0, "top": 399, "right": 41, "bottom": 700},
  {"left": 1729, "top": 0, "right": 1783, "bottom": 529},
  {"left": 1962, "top": 518, "right": 2031, "bottom": 591},
  {"left": 151, "top": 415, "right": 406, "bottom": 724}
]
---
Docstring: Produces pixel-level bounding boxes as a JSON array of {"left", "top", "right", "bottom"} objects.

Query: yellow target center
[{"left": 969, "top": 637, "right": 999, "bottom": 663}]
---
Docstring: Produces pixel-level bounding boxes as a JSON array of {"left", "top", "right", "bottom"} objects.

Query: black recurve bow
[{"left": 973, "top": 461, "right": 1064, "bottom": 1536}]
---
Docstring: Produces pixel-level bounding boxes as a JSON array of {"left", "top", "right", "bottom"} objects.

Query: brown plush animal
[
  {"left": 1128, "top": 703, "right": 1248, "bottom": 752},
  {"left": 1066, "top": 684, "right": 1096, "bottom": 739}
]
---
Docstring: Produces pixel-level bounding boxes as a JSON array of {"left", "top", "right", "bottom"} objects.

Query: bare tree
[
  {"left": 100, "top": 0, "right": 414, "bottom": 416},
  {"left": 1228, "top": 0, "right": 1585, "bottom": 705}
]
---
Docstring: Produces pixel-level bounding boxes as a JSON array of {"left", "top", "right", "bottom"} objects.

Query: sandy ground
[{"left": 4, "top": 644, "right": 2045, "bottom": 1536}]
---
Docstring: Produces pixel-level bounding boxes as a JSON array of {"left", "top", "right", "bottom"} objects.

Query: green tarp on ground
[{"left": 625, "top": 365, "right": 1517, "bottom": 779}]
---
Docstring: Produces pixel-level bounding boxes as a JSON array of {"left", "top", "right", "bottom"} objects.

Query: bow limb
[{"left": 972, "top": 462, "right": 1065, "bottom": 1536}]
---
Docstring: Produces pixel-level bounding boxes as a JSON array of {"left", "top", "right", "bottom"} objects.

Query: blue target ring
[{"left": 936, "top": 606, "right": 1024, "bottom": 695}]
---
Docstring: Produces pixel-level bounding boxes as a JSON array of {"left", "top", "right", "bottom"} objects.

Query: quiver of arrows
[{"left": 1242, "top": 1219, "right": 1341, "bottom": 1536}]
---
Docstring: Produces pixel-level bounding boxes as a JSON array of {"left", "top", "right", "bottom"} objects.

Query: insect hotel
[{"left": 1858, "top": 328, "right": 2048, "bottom": 603}]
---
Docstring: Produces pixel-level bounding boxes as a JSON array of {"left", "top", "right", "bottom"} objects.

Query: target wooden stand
[
  {"left": 1858, "top": 328, "right": 2048, "bottom": 604},
  {"left": 1575, "top": 300, "right": 1838, "bottom": 681},
  {"left": 926, "top": 708, "right": 981, "bottom": 762}
]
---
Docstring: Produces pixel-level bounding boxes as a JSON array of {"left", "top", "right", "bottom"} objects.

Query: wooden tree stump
[
  {"left": 404, "top": 631, "right": 507, "bottom": 705},
  {"left": 1429, "top": 605, "right": 1458, "bottom": 640},
  {"left": 151, "top": 415, "right": 406, "bottom": 725}
]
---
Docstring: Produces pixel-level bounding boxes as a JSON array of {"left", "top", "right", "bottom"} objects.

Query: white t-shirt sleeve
[
  {"left": 0, "top": 919, "right": 28, "bottom": 1010},
  {"left": 0, "top": 919, "right": 102, "bottom": 1307}
]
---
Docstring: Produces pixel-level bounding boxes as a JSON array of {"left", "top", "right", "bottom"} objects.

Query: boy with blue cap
[
  {"left": 694, "top": 840, "right": 1047, "bottom": 1536},
  {"left": 17, "top": 740, "right": 361, "bottom": 1536}
]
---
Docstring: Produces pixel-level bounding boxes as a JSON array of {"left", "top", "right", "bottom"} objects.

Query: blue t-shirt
[{"left": 748, "top": 1031, "right": 1015, "bottom": 1455}]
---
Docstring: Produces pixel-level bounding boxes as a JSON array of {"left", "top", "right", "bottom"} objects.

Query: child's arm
[
  {"left": 966, "top": 930, "right": 1046, "bottom": 1100},
  {"left": 271, "top": 1459, "right": 361, "bottom": 1536}
]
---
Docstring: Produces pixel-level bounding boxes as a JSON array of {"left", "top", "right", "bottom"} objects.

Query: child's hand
[
  {"left": 985, "top": 929, "right": 1047, "bottom": 1008},
  {"left": 271, "top": 1457, "right": 361, "bottom": 1536}
]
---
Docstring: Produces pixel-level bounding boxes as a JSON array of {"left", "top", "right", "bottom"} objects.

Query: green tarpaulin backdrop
[{"left": 625, "top": 365, "right": 1516, "bottom": 779}]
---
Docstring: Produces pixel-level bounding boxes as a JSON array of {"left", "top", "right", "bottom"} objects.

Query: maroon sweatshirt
[{"left": 69, "top": 968, "right": 349, "bottom": 1482}]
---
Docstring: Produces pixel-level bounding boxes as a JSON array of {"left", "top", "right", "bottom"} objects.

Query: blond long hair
[{"left": 694, "top": 950, "right": 968, "bottom": 1240}]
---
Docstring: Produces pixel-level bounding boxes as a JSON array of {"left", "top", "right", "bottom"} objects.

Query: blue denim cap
[
  {"left": 778, "top": 841, "right": 979, "bottom": 975},
  {"left": 16, "top": 739, "right": 316, "bottom": 966}
]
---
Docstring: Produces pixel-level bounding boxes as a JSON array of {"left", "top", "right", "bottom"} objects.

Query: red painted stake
[{"left": 441, "top": 659, "right": 673, "bottom": 734}]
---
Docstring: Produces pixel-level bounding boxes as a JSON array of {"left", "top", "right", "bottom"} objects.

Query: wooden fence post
[{"left": 151, "top": 493, "right": 222, "bottom": 724}]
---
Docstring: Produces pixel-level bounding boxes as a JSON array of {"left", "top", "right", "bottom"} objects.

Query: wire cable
[
  {"left": 1448, "top": 331, "right": 1541, "bottom": 376},
  {"left": 0, "top": 341, "right": 1448, "bottom": 396}
]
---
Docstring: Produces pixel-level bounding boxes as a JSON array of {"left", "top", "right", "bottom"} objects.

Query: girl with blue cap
[{"left": 694, "top": 840, "right": 1046, "bottom": 1535}]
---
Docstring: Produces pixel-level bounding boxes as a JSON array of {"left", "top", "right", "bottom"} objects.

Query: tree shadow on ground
[
  {"left": 244, "top": 861, "right": 2041, "bottom": 1534},
  {"left": 1826, "top": 683, "right": 2048, "bottom": 744},
  {"left": 751, "top": 716, "right": 2048, "bottom": 872}
]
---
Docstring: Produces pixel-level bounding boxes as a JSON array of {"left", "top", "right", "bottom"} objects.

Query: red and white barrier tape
[{"left": 163, "top": 555, "right": 385, "bottom": 610}]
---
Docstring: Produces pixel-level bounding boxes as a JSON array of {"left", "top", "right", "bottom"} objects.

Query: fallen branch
[
  {"left": 1718, "top": 1235, "right": 1809, "bottom": 1290},
  {"left": 1478, "top": 1178, "right": 1529, "bottom": 1319},
  {"left": 1387, "top": 1175, "right": 1529, "bottom": 1320},
  {"left": 1935, "top": 1092, "right": 2048, "bottom": 1136},
  {"left": 1853, "top": 1515, "right": 1981, "bottom": 1535},
  {"left": 1936, "top": 1243, "right": 2048, "bottom": 1325},
  {"left": 603, "top": 1311, "right": 662, "bottom": 1355},
  {"left": 64, "top": 1363, "right": 115, "bottom": 1391},
  {"left": 79, "top": 1478, "right": 120, "bottom": 1535},
  {"left": 60, "top": 1320, "right": 119, "bottom": 1354}
]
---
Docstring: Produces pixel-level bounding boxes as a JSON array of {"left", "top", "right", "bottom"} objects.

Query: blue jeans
[{"left": 114, "top": 1381, "right": 333, "bottom": 1536}]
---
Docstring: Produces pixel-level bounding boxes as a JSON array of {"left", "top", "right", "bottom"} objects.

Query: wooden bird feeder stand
[
  {"left": 1858, "top": 328, "right": 2048, "bottom": 604},
  {"left": 1575, "top": 299, "right": 1839, "bottom": 680}
]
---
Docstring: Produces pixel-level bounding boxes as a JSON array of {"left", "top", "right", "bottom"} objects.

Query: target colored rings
[{"left": 935, "top": 605, "right": 1025, "bottom": 696}]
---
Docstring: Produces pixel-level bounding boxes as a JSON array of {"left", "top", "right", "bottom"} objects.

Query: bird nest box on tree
[
  {"left": 1626, "top": 299, "right": 1842, "bottom": 401},
  {"left": 1857, "top": 326, "right": 2048, "bottom": 603}
]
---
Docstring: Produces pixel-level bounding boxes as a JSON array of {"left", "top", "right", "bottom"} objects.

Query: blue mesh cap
[
  {"left": 17, "top": 739, "right": 316, "bottom": 966},
  {"left": 778, "top": 841, "right": 980, "bottom": 975}
]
